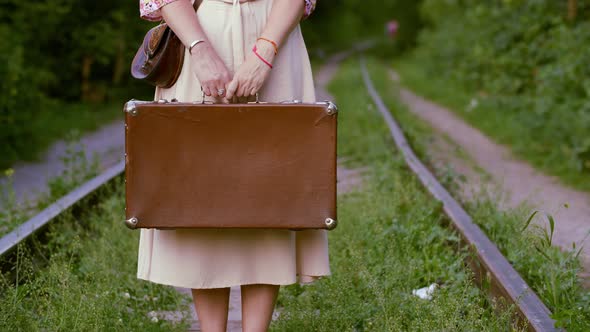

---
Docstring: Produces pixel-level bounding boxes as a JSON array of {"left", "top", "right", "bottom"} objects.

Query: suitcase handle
[{"left": 124, "top": 98, "right": 338, "bottom": 116}]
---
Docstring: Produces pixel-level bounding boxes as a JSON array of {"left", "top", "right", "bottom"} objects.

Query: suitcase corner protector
[
  {"left": 125, "top": 217, "right": 139, "bottom": 229},
  {"left": 325, "top": 217, "right": 338, "bottom": 230},
  {"left": 324, "top": 101, "right": 338, "bottom": 115},
  {"left": 124, "top": 100, "right": 140, "bottom": 116}
]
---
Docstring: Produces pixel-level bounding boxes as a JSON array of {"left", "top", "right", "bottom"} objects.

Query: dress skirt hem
[{"left": 137, "top": 274, "right": 329, "bottom": 290}]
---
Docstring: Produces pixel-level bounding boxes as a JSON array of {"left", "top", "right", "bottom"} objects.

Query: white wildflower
[
  {"left": 412, "top": 283, "right": 438, "bottom": 300},
  {"left": 151, "top": 316, "right": 159, "bottom": 323}
]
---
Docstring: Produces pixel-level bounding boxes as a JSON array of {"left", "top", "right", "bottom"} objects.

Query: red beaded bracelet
[{"left": 252, "top": 45, "right": 273, "bottom": 69}]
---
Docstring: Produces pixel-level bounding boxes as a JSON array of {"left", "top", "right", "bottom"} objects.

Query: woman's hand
[
  {"left": 159, "top": 0, "right": 230, "bottom": 97},
  {"left": 225, "top": 41, "right": 275, "bottom": 99},
  {"left": 190, "top": 43, "right": 232, "bottom": 97}
]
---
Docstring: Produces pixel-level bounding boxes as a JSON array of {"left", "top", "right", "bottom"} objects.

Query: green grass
[
  {"left": 0, "top": 177, "right": 191, "bottom": 331},
  {"left": 271, "top": 58, "right": 518, "bottom": 331},
  {"left": 392, "top": 56, "right": 590, "bottom": 193},
  {"left": 0, "top": 134, "right": 102, "bottom": 238},
  {"left": 1, "top": 100, "right": 124, "bottom": 170},
  {"left": 364, "top": 56, "right": 590, "bottom": 330},
  {"left": 3, "top": 55, "right": 588, "bottom": 331}
]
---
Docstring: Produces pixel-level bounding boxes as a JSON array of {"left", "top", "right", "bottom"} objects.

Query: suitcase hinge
[{"left": 280, "top": 99, "right": 303, "bottom": 104}]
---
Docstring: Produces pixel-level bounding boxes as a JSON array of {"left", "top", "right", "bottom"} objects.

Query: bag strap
[{"left": 193, "top": 0, "right": 201, "bottom": 11}]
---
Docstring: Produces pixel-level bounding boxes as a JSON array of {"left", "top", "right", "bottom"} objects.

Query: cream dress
[{"left": 137, "top": 0, "right": 331, "bottom": 289}]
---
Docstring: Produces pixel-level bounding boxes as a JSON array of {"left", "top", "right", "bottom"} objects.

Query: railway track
[
  {"left": 0, "top": 55, "right": 559, "bottom": 331},
  {"left": 360, "top": 57, "right": 557, "bottom": 331},
  {"left": 0, "top": 161, "right": 124, "bottom": 258}
]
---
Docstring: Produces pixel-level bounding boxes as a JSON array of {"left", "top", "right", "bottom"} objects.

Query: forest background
[{"left": 1, "top": 0, "right": 588, "bottom": 189}]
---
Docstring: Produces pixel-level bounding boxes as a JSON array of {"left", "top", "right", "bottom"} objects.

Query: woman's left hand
[{"left": 225, "top": 40, "right": 275, "bottom": 100}]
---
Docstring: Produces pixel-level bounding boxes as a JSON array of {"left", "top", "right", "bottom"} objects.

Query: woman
[{"left": 137, "top": 0, "right": 329, "bottom": 331}]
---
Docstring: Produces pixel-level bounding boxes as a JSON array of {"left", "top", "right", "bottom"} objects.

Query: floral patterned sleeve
[
  {"left": 140, "top": 0, "right": 317, "bottom": 22},
  {"left": 303, "top": 0, "right": 317, "bottom": 19},
  {"left": 140, "top": 0, "right": 180, "bottom": 21}
]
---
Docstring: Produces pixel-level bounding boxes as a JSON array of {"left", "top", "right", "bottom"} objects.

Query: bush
[
  {"left": 0, "top": 1, "right": 152, "bottom": 166},
  {"left": 302, "top": 0, "right": 424, "bottom": 56},
  {"left": 0, "top": 26, "right": 43, "bottom": 163},
  {"left": 409, "top": 0, "right": 590, "bottom": 183}
]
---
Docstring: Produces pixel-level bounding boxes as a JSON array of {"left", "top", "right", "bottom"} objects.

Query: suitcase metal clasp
[{"left": 247, "top": 93, "right": 268, "bottom": 104}]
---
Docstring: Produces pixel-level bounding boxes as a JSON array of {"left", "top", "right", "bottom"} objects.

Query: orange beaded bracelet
[{"left": 256, "top": 37, "right": 278, "bottom": 55}]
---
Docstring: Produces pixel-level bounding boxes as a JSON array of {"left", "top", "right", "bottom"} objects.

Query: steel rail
[
  {"left": 0, "top": 161, "right": 125, "bottom": 257},
  {"left": 360, "top": 57, "right": 558, "bottom": 332}
]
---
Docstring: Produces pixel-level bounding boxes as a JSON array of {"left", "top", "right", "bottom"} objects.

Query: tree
[{"left": 568, "top": 0, "right": 578, "bottom": 21}]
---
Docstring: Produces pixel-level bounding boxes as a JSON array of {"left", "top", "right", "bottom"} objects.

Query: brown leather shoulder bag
[{"left": 131, "top": 1, "right": 200, "bottom": 88}]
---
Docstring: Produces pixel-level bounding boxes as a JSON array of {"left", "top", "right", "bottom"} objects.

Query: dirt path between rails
[{"left": 388, "top": 69, "right": 590, "bottom": 286}]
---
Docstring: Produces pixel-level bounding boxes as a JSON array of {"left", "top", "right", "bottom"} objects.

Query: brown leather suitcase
[{"left": 123, "top": 99, "right": 338, "bottom": 230}]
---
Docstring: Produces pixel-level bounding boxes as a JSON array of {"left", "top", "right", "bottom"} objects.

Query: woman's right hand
[{"left": 190, "top": 43, "right": 231, "bottom": 98}]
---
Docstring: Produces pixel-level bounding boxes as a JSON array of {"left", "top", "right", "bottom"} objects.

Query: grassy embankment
[
  {"left": 363, "top": 56, "right": 590, "bottom": 330},
  {"left": 1, "top": 101, "right": 124, "bottom": 171},
  {"left": 0, "top": 177, "right": 192, "bottom": 331},
  {"left": 392, "top": 57, "right": 590, "bottom": 193},
  {"left": 1, "top": 89, "right": 152, "bottom": 236},
  {"left": 1, "top": 136, "right": 103, "bottom": 238}
]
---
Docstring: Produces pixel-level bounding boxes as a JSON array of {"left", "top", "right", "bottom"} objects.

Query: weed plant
[
  {"left": 364, "top": 56, "right": 590, "bottom": 330},
  {"left": 272, "top": 59, "right": 518, "bottom": 331},
  {"left": 0, "top": 169, "right": 27, "bottom": 237},
  {"left": 0, "top": 133, "right": 101, "bottom": 238},
  {"left": 42, "top": 130, "right": 101, "bottom": 205},
  {"left": 0, "top": 100, "right": 124, "bottom": 170},
  {"left": 0, "top": 105, "right": 189, "bottom": 331},
  {"left": 0, "top": 177, "right": 191, "bottom": 331}
]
